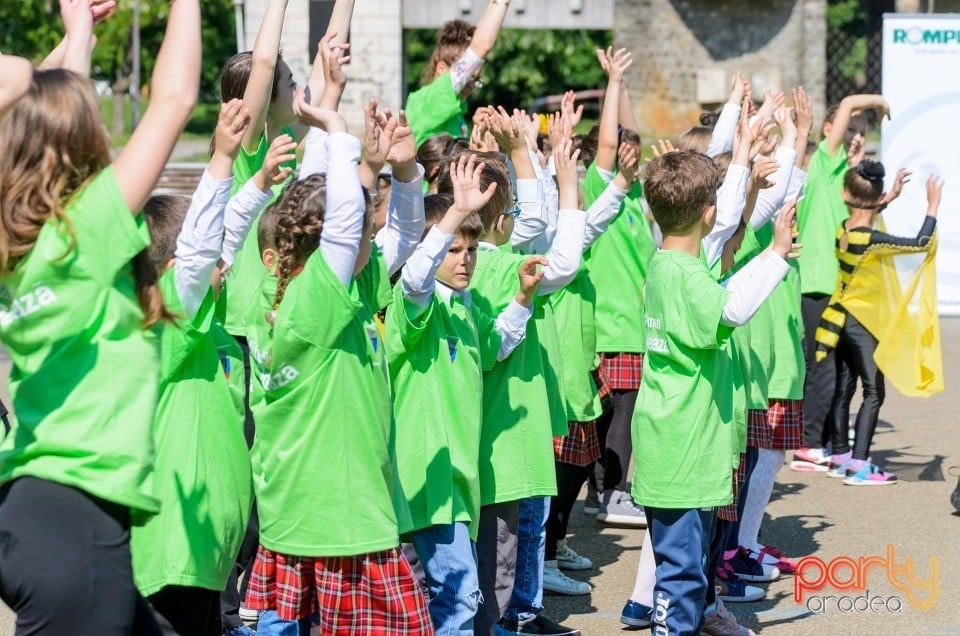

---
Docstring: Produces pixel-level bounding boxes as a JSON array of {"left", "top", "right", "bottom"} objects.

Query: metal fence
[{"left": 826, "top": 0, "right": 892, "bottom": 107}]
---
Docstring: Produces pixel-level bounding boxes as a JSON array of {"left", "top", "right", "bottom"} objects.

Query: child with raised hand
[
  {"left": 466, "top": 138, "right": 587, "bottom": 635},
  {"left": 0, "top": 53, "right": 33, "bottom": 118},
  {"left": 796, "top": 93, "right": 890, "bottom": 470},
  {"left": 580, "top": 46, "right": 654, "bottom": 528},
  {"left": 405, "top": 0, "right": 511, "bottom": 146},
  {"left": 388, "top": 154, "right": 544, "bottom": 635},
  {"left": 814, "top": 165, "right": 942, "bottom": 485},
  {"left": 132, "top": 98, "right": 256, "bottom": 635},
  {"left": 633, "top": 150, "right": 797, "bottom": 636},
  {"left": 241, "top": 96, "right": 432, "bottom": 635},
  {"left": 0, "top": 0, "right": 199, "bottom": 631}
]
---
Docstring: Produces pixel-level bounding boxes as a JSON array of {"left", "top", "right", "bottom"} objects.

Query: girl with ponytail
[{"left": 405, "top": 0, "right": 512, "bottom": 147}]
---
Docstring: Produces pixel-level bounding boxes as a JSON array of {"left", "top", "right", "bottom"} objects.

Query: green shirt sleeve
[
  {"left": 669, "top": 261, "right": 732, "bottom": 350},
  {"left": 283, "top": 248, "right": 362, "bottom": 349},
  {"left": 471, "top": 304, "right": 502, "bottom": 372},
  {"left": 390, "top": 281, "right": 436, "bottom": 351},
  {"left": 69, "top": 166, "right": 151, "bottom": 285}
]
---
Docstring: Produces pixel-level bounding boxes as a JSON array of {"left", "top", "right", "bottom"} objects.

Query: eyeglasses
[{"left": 504, "top": 199, "right": 521, "bottom": 217}]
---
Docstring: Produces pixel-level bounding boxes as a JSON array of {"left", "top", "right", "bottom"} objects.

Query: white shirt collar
[{"left": 435, "top": 280, "right": 472, "bottom": 308}]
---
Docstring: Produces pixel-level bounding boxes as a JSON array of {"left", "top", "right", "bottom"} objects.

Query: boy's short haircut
[
  {"left": 644, "top": 150, "right": 718, "bottom": 235},
  {"left": 421, "top": 194, "right": 483, "bottom": 243},
  {"left": 143, "top": 195, "right": 191, "bottom": 264},
  {"left": 436, "top": 152, "right": 513, "bottom": 231},
  {"left": 711, "top": 151, "right": 732, "bottom": 182},
  {"left": 677, "top": 127, "right": 713, "bottom": 154}
]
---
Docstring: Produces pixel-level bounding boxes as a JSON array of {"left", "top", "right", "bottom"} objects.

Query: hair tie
[{"left": 855, "top": 160, "right": 885, "bottom": 183}]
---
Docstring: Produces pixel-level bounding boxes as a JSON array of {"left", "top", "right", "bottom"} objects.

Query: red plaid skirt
[
  {"left": 599, "top": 353, "right": 644, "bottom": 391},
  {"left": 767, "top": 399, "right": 804, "bottom": 451},
  {"left": 553, "top": 420, "right": 601, "bottom": 467},
  {"left": 591, "top": 367, "right": 611, "bottom": 401},
  {"left": 746, "top": 409, "right": 772, "bottom": 450},
  {"left": 245, "top": 546, "right": 433, "bottom": 633}
]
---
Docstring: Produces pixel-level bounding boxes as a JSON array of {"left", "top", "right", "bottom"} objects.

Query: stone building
[{"left": 239, "top": 0, "right": 838, "bottom": 134}]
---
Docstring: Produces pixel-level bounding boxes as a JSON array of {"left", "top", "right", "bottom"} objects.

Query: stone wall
[{"left": 614, "top": 0, "right": 827, "bottom": 135}]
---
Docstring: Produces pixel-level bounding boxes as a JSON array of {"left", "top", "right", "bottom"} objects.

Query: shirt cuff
[{"left": 500, "top": 298, "right": 534, "bottom": 330}]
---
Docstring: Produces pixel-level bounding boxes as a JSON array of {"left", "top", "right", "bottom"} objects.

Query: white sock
[
  {"left": 738, "top": 448, "right": 784, "bottom": 554},
  {"left": 629, "top": 527, "right": 656, "bottom": 607}
]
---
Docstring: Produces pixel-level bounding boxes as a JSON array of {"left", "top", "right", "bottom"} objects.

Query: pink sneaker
[
  {"left": 750, "top": 546, "right": 797, "bottom": 574},
  {"left": 702, "top": 600, "right": 756, "bottom": 636},
  {"left": 790, "top": 447, "right": 831, "bottom": 472}
]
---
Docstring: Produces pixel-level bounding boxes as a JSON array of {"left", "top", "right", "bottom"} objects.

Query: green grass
[{"left": 100, "top": 96, "right": 219, "bottom": 147}]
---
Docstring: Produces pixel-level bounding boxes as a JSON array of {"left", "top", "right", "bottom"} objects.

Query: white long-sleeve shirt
[
  {"left": 750, "top": 145, "right": 798, "bottom": 231},
  {"left": 375, "top": 164, "right": 426, "bottom": 276},
  {"left": 299, "top": 126, "right": 329, "bottom": 181},
  {"left": 174, "top": 168, "right": 232, "bottom": 318},
  {"left": 706, "top": 102, "right": 741, "bottom": 158},
  {"left": 703, "top": 163, "right": 750, "bottom": 267},
  {"left": 509, "top": 177, "right": 547, "bottom": 251},
  {"left": 401, "top": 226, "right": 533, "bottom": 360},
  {"left": 319, "top": 132, "right": 365, "bottom": 287},
  {"left": 720, "top": 250, "right": 791, "bottom": 326},
  {"left": 221, "top": 178, "right": 274, "bottom": 267}
]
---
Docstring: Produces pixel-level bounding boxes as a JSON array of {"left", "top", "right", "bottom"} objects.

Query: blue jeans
[
  {"left": 504, "top": 496, "right": 549, "bottom": 623},
  {"left": 256, "top": 610, "right": 311, "bottom": 636},
  {"left": 645, "top": 507, "right": 716, "bottom": 636},
  {"left": 411, "top": 522, "right": 481, "bottom": 635}
]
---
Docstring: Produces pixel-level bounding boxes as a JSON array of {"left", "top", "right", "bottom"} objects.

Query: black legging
[
  {"left": 594, "top": 390, "right": 636, "bottom": 493},
  {"left": 0, "top": 477, "right": 162, "bottom": 636},
  {"left": 831, "top": 314, "right": 885, "bottom": 460},
  {"left": 149, "top": 586, "right": 221, "bottom": 636},
  {"left": 801, "top": 294, "right": 835, "bottom": 448},
  {"left": 546, "top": 460, "right": 592, "bottom": 561}
]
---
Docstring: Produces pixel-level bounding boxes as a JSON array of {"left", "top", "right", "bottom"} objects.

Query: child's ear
[
  {"left": 702, "top": 204, "right": 717, "bottom": 230},
  {"left": 495, "top": 215, "right": 506, "bottom": 235},
  {"left": 262, "top": 248, "right": 279, "bottom": 271},
  {"left": 435, "top": 61, "right": 450, "bottom": 77},
  {"left": 822, "top": 121, "right": 832, "bottom": 139},
  {"left": 163, "top": 257, "right": 176, "bottom": 274}
]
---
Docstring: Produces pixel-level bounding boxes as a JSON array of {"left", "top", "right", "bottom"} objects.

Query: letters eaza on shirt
[
  {"left": 248, "top": 337, "right": 300, "bottom": 392},
  {"left": 645, "top": 315, "right": 668, "bottom": 354},
  {"left": 0, "top": 283, "right": 59, "bottom": 328}
]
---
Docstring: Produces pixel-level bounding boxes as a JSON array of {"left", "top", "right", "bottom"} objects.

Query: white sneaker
[
  {"left": 542, "top": 563, "right": 591, "bottom": 595},
  {"left": 555, "top": 540, "right": 593, "bottom": 571},
  {"left": 597, "top": 490, "right": 647, "bottom": 527},
  {"left": 238, "top": 606, "right": 259, "bottom": 623}
]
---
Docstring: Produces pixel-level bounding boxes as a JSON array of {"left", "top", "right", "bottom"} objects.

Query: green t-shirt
[
  {"left": 797, "top": 139, "right": 849, "bottom": 296},
  {"left": 250, "top": 249, "right": 401, "bottom": 556},
  {"left": 406, "top": 72, "right": 468, "bottom": 148},
  {"left": 132, "top": 272, "right": 253, "bottom": 596},
  {"left": 582, "top": 163, "right": 656, "bottom": 353},
  {"left": 550, "top": 268, "right": 603, "bottom": 422},
  {"left": 470, "top": 247, "right": 558, "bottom": 506},
  {"left": 727, "top": 330, "right": 750, "bottom": 463},
  {"left": 222, "top": 129, "right": 296, "bottom": 336},
  {"left": 386, "top": 283, "right": 500, "bottom": 538},
  {"left": 631, "top": 251, "right": 735, "bottom": 508},
  {"left": 754, "top": 224, "right": 806, "bottom": 400},
  {"left": 212, "top": 319, "right": 247, "bottom": 420},
  {"left": 0, "top": 167, "right": 160, "bottom": 514}
]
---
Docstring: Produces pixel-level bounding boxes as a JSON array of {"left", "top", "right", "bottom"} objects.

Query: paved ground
[{"left": 0, "top": 320, "right": 958, "bottom": 634}]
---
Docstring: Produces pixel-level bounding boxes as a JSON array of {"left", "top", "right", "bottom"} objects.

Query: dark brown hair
[
  {"left": 417, "top": 133, "right": 469, "bottom": 182},
  {"left": 0, "top": 69, "right": 170, "bottom": 328},
  {"left": 421, "top": 20, "right": 475, "bottom": 85},
  {"left": 843, "top": 160, "right": 885, "bottom": 208},
  {"left": 259, "top": 175, "right": 328, "bottom": 309},
  {"left": 436, "top": 152, "right": 513, "bottom": 231},
  {"left": 422, "top": 193, "right": 483, "bottom": 242},
  {"left": 579, "top": 124, "right": 641, "bottom": 170},
  {"left": 143, "top": 195, "right": 190, "bottom": 264},
  {"left": 644, "top": 150, "right": 719, "bottom": 235},
  {"left": 211, "top": 51, "right": 286, "bottom": 155}
]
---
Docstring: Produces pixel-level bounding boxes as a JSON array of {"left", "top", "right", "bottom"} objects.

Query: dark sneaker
[
  {"left": 619, "top": 599, "right": 652, "bottom": 628},
  {"left": 496, "top": 615, "right": 581, "bottom": 635}
]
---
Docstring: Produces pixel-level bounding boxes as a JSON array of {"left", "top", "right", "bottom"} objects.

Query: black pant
[
  {"left": 801, "top": 294, "right": 835, "bottom": 448},
  {"left": 546, "top": 460, "right": 592, "bottom": 561},
  {"left": 0, "top": 477, "right": 162, "bottom": 636},
  {"left": 149, "top": 586, "right": 221, "bottom": 636},
  {"left": 705, "top": 519, "right": 729, "bottom": 607},
  {"left": 831, "top": 314, "right": 885, "bottom": 460},
  {"left": 723, "top": 445, "right": 758, "bottom": 553},
  {"left": 594, "top": 390, "right": 636, "bottom": 492},
  {"left": 221, "top": 339, "right": 260, "bottom": 629}
]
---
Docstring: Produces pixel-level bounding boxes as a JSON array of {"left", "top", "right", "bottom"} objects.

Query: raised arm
[
  {"left": 113, "top": 0, "right": 199, "bottom": 214},
  {"left": 377, "top": 111, "right": 426, "bottom": 275},
  {"left": 595, "top": 47, "right": 632, "bottom": 173},
  {"left": 240, "top": 0, "right": 288, "bottom": 152},
  {"left": 469, "top": 0, "right": 510, "bottom": 59},
  {"left": 584, "top": 143, "right": 636, "bottom": 249},
  {"left": 869, "top": 175, "right": 941, "bottom": 252},
  {"left": 537, "top": 139, "right": 585, "bottom": 295},
  {"left": 827, "top": 93, "right": 889, "bottom": 158},
  {"left": 0, "top": 55, "right": 32, "bottom": 119},
  {"left": 748, "top": 107, "right": 798, "bottom": 229},
  {"left": 707, "top": 71, "right": 748, "bottom": 158}
]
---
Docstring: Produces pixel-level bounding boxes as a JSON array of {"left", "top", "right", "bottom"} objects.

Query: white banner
[{"left": 881, "top": 14, "right": 960, "bottom": 315}]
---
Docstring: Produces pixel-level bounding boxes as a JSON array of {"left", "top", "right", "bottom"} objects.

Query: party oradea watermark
[{"left": 794, "top": 545, "right": 938, "bottom": 614}]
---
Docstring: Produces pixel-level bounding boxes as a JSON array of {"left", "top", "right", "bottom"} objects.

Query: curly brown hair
[
  {"left": 259, "top": 174, "right": 328, "bottom": 310},
  {"left": 421, "top": 20, "right": 475, "bottom": 85},
  {"left": 0, "top": 69, "right": 171, "bottom": 328}
]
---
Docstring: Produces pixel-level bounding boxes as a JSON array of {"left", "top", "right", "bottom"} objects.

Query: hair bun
[
  {"left": 699, "top": 111, "right": 720, "bottom": 128},
  {"left": 856, "top": 159, "right": 886, "bottom": 183},
  {"left": 438, "top": 20, "right": 475, "bottom": 46}
]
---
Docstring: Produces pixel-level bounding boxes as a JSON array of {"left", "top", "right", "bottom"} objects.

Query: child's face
[
  {"left": 268, "top": 60, "right": 299, "bottom": 126},
  {"left": 435, "top": 235, "right": 478, "bottom": 290}
]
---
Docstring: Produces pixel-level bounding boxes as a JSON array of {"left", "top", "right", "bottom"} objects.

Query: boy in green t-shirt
[
  {"left": 633, "top": 151, "right": 795, "bottom": 635},
  {"left": 387, "top": 155, "right": 544, "bottom": 634}
]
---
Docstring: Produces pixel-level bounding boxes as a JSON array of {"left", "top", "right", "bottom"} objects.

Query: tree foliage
[{"left": 404, "top": 28, "right": 611, "bottom": 112}]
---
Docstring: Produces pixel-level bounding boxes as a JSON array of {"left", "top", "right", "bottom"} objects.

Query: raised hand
[
  {"left": 728, "top": 70, "right": 748, "bottom": 105},
  {"left": 451, "top": 154, "right": 497, "bottom": 215},
  {"left": 792, "top": 86, "right": 814, "bottom": 136},
  {"left": 90, "top": 0, "right": 116, "bottom": 24},
  {"left": 774, "top": 106, "right": 797, "bottom": 147},
  {"left": 553, "top": 139, "right": 581, "bottom": 210},
  {"left": 881, "top": 168, "right": 912, "bottom": 206},
  {"left": 362, "top": 98, "right": 398, "bottom": 168},
  {"left": 215, "top": 99, "right": 252, "bottom": 159},
  {"left": 772, "top": 200, "right": 801, "bottom": 259},
  {"left": 757, "top": 89, "right": 785, "bottom": 120},
  {"left": 648, "top": 138, "right": 676, "bottom": 161},
  {"left": 488, "top": 107, "right": 526, "bottom": 153},
  {"left": 751, "top": 156, "right": 779, "bottom": 190},
  {"left": 547, "top": 112, "right": 572, "bottom": 153},
  {"left": 294, "top": 89, "right": 346, "bottom": 133},
  {"left": 386, "top": 111, "right": 416, "bottom": 167},
  {"left": 319, "top": 31, "right": 351, "bottom": 110},
  {"left": 561, "top": 90, "right": 584, "bottom": 129},
  {"left": 604, "top": 47, "right": 633, "bottom": 83},
  {"left": 926, "top": 174, "right": 944, "bottom": 215},
  {"left": 617, "top": 142, "right": 639, "bottom": 184},
  {"left": 516, "top": 255, "right": 548, "bottom": 306},
  {"left": 253, "top": 134, "right": 297, "bottom": 191}
]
